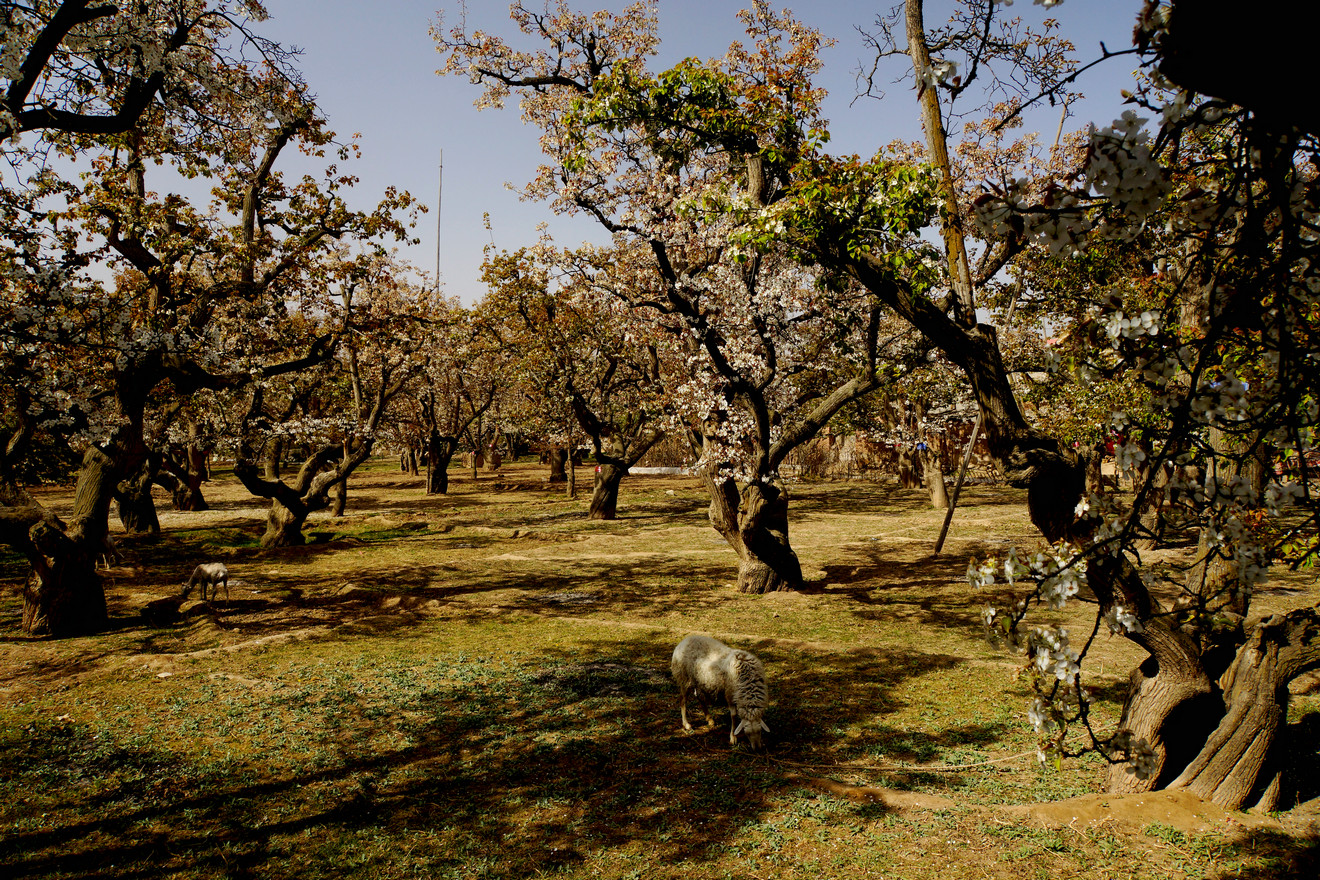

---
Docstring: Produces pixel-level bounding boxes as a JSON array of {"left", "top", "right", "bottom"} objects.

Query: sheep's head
[{"left": 732, "top": 708, "right": 770, "bottom": 749}]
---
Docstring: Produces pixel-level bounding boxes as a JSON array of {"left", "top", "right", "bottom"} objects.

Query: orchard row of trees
[
  {"left": 433, "top": 0, "right": 1320, "bottom": 812},
  {"left": 4, "top": 0, "right": 1320, "bottom": 813}
]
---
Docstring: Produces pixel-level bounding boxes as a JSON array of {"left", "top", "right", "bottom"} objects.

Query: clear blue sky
[{"left": 259, "top": 1, "right": 1142, "bottom": 303}]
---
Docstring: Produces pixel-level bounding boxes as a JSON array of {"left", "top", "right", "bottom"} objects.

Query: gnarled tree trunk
[
  {"left": 1169, "top": 606, "right": 1320, "bottom": 810},
  {"left": 1104, "top": 619, "right": 1220, "bottom": 793},
  {"left": 161, "top": 439, "right": 211, "bottom": 511},
  {"left": 263, "top": 497, "right": 310, "bottom": 548},
  {"left": 703, "top": 466, "right": 803, "bottom": 594},
  {"left": 115, "top": 456, "right": 161, "bottom": 538},
  {"left": 19, "top": 444, "right": 124, "bottom": 636}
]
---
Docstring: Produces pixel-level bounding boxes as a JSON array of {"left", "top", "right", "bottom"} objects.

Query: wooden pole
[{"left": 934, "top": 412, "right": 982, "bottom": 555}]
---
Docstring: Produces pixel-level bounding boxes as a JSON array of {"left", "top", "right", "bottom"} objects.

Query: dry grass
[{"left": 1, "top": 458, "right": 1317, "bottom": 879}]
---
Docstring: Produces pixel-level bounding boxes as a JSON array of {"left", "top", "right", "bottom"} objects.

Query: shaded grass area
[{"left": 1, "top": 461, "right": 1318, "bottom": 879}]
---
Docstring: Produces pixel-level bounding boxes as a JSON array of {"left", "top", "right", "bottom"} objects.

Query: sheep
[
  {"left": 97, "top": 535, "right": 121, "bottom": 571},
  {"left": 182, "top": 562, "right": 229, "bottom": 602},
  {"left": 670, "top": 633, "right": 770, "bottom": 749}
]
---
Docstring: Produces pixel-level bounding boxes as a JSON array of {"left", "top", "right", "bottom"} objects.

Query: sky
[{"left": 254, "top": 1, "right": 1145, "bottom": 304}]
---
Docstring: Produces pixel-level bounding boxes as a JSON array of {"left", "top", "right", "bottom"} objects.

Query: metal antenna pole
[{"left": 435, "top": 150, "right": 443, "bottom": 289}]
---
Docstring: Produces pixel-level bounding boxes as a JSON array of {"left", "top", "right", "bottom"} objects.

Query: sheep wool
[
  {"left": 182, "top": 562, "right": 230, "bottom": 602},
  {"left": 671, "top": 633, "right": 770, "bottom": 748}
]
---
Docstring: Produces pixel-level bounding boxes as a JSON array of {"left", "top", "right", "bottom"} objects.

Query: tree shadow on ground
[
  {"left": 1215, "top": 827, "right": 1320, "bottom": 879},
  {"left": 0, "top": 631, "right": 988, "bottom": 879},
  {"left": 815, "top": 551, "right": 991, "bottom": 631},
  {"left": 789, "top": 482, "right": 1029, "bottom": 518}
]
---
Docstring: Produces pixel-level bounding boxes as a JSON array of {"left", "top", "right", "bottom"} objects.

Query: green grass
[{"left": 1, "top": 459, "right": 1317, "bottom": 879}]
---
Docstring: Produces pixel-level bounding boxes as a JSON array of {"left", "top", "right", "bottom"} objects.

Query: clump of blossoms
[
  {"left": 970, "top": 541, "right": 1157, "bottom": 777},
  {"left": 973, "top": 111, "right": 1171, "bottom": 256}
]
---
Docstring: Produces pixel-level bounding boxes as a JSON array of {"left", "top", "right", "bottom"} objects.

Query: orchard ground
[{"left": 1, "top": 459, "right": 1318, "bottom": 879}]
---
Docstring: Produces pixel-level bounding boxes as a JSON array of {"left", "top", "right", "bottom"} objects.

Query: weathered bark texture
[
  {"left": 18, "top": 444, "right": 124, "bottom": 635},
  {"left": 702, "top": 466, "right": 803, "bottom": 594},
  {"left": 1105, "top": 629, "right": 1219, "bottom": 793},
  {"left": 1169, "top": 606, "right": 1320, "bottom": 810},
  {"left": 115, "top": 456, "right": 161, "bottom": 537},
  {"left": 262, "top": 497, "right": 310, "bottom": 548}
]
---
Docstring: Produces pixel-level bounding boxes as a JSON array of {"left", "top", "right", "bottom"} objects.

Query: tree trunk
[
  {"left": 115, "top": 457, "right": 160, "bottom": 537},
  {"left": 547, "top": 447, "right": 568, "bottom": 483},
  {"left": 20, "top": 445, "right": 122, "bottom": 636},
  {"left": 261, "top": 498, "right": 308, "bottom": 548},
  {"left": 330, "top": 480, "right": 346, "bottom": 517},
  {"left": 919, "top": 445, "right": 950, "bottom": 509},
  {"left": 567, "top": 445, "right": 577, "bottom": 498},
  {"left": 264, "top": 439, "right": 283, "bottom": 480},
  {"left": 165, "top": 437, "right": 212, "bottom": 511},
  {"left": 589, "top": 462, "right": 626, "bottom": 520},
  {"left": 426, "top": 434, "right": 455, "bottom": 495},
  {"left": 1168, "top": 606, "right": 1320, "bottom": 810},
  {"left": 702, "top": 467, "right": 803, "bottom": 593},
  {"left": 1106, "top": 644, "right": 1221, "bottom": 793},
  {"left": 897, "top": 446, "right": 922, "bottom": 488},
  {"left": 22, "top": 525, "right": 106, "bottom": 637}
]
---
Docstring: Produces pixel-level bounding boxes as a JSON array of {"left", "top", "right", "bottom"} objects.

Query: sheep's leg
[{"left": 678, "top": 686, "right": 695, "bottom": 731}]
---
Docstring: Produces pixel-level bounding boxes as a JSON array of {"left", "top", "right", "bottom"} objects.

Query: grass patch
[{"left": 1, "top": 459, "right": 1317, "bottom": 879}]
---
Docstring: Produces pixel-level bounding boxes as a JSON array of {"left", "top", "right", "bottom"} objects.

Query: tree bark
[
  {"left": 1169, "top": 606, "right": 1320, "bottom": 810},
  {"left": 919, "top": 444, "right": 950, "bottom": 509},
  {"left": 262, "top": 497, "right": 309, "bottom": 548},
  {"left": 898, "top": 446, "right": 922, "bottom": 488},
  {"left": 905, "top": 0, "right": 976, "bottom": 327},
  {"left": 329, "top": 480, "right": 347, "bottom": 517},
  {"left": 426, "top": 433, "right": 456, "bottom": 495},
  {"left": 547, "top": 447, "right": 568, "bottom": 483},
  {"left": 115, "top": 456, "right": 160, "bottom": 537},
  {"left": 589, "top": 462, "right": 626, "bottom": 520},
  {"left": 160, "top": 429, "right": 211, "bottom": 511},
  {"left": 702, "top": 466, "right": 803, "bottom": 593},
  {"left": 19, "top": 444, "right": 123, "bottom": 636}
]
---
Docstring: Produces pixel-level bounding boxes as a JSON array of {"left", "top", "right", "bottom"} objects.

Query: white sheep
[
  {"left": 671, "top": 633, "right": 770, "bottom": 748},
  {"left": 182, "top": 562, "right": 229, "bottom": 602}
]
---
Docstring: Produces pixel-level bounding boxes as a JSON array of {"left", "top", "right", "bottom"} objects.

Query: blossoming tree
[
  {"left": 231, "top": 253, "right": 431, "bottom": 548},
  {"left": 437, "top": 1, "right": 933, "bottom": 592},
  {"left": 1, "top": 4, "right": 417, "bottom": 634},
  {"left": 442, "top": 0, "right": 1320, "bottom": 807},
  {"left": 481, "top": 242, "right": 671, "bottom": 520}
]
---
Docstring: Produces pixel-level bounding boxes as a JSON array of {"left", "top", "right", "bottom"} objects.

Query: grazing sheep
[
  {"left": 97, "top": 535, "right": 121, "bottom": 571},
  {"left": 182, "top": 562, "right": 229, "bottom": 602},
  {"left": 671, "top": 633, "right": 770, "bottom": 748}
]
